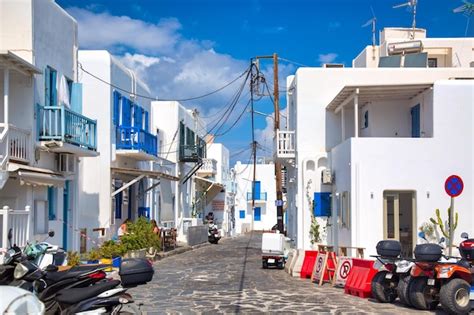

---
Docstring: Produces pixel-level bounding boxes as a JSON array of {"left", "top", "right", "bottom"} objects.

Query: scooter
[
  {"left": 208, "top": 220, "right": 221, "bottom": 244},
  {"left": 0, "top": 285, "right": 45, "bottom": 314},
  {"left": 0, "top": 229, "right": 23, "bottom": 285},
  {"left": 371, "top": 240, "right": 414, "bottom": 304},
  {"left": 437, "top": 232, "right": 474, "bottom": 314}
]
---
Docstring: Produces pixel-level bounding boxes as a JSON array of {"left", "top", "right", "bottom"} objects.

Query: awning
[
  {"left": 110, "top": 166, "right": 178, "bottom": 197},
  {"left": 17, "top": 171, "right": 65, "bottom": 187},
  {"left": 326, "top": 83, "right": 433, "bottom": 113},
  {"left": 0, "top": 51, "right": 42, "bottom": 76},
  {"left": 195, "top": 176, "right": 224, "bottom": 205},
  {"left": 111, "top": 167, "right": 178, "bottom": 181}
]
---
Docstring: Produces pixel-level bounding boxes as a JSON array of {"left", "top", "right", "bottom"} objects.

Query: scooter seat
[
  {"left": 45, "top": 264, "right": 108, "bottom": 282},
  {"left": 55, "top": 280, "right": 121, "bottom": 305}
]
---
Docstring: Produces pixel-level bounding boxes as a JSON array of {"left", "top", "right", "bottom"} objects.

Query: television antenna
[
  {"left": 393, "top": 0, "right": 418, "bottom": 39},
  {"left": 453, "top": 0, "right": 474, "bottom": 36},
  {"left": 362, "top": 6, "right": 377, "bottom": 47}
]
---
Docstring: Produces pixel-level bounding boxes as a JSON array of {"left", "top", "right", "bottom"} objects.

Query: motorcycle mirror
[
  {"left": 7, "top": 228, "right": 12, "bottom": 247},
  {"left": 439, "top": 237, "right": 446, "bottom": 244},
  {"left": 461, "top": 232, "right": 469, "bottom": 239},
  {"left": 418, "top": 231, "right": 426, "bottom": 240},
  {"left": 48, "top": 230, "right": 55, "bottom": 238}
]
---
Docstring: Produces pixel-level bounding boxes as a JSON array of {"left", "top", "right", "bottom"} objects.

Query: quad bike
[{"left": 371, "top": 240, "right": 414, "bottom": 304}]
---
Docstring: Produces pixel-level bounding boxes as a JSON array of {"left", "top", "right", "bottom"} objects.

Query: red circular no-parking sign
[{"left": 445, "top": 175, "right": 464, "bottom": 197}]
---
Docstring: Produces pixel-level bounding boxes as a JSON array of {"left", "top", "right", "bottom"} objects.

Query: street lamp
[{"left": 248, "top": 109, "right": 288, "bottom": 127}]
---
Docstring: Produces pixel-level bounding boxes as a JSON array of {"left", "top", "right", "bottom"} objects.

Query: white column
[
  {"left": 4, "top": 68, "right": 9, "bottom": 125},
  {"left": 354, "top": 89, "right": 359, "bottom": 138},
  {"left": 341, "top": 107, "right": 345, "bottom": 141}
]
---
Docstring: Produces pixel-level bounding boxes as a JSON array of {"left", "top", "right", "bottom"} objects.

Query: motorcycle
[
  {"left": 0, "top": 286, "right": 45, "bottom": 314},
  {"left": 208, "top": 221, "right": 221, "bottom": 244},
  {"left": 371, "top": 240, "right": 414, "bottom": 304},
  {"left": 0, "top": 229, "right": 23, "bottom": 285},
  {"left": 437, "top": 232, "right": 474, "bottom": 314}
]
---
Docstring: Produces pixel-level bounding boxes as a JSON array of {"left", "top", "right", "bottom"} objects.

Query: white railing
[
  {"left": 0, "top": 206, "right": 31, "bottom": 249},
  {"left": 0, "top": 124, "right": 31, "bottom": 166},
  {"left": 198, "top": 158, "right": 217, "bottom": 175},
  {"left": 275, "top": 130, "right": 296, "bottom": 159}
]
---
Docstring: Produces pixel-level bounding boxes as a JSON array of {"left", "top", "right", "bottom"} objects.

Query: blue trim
[
  {"left": 62, "top": 181, "right": 69, "bottom": 250},
  {"left": 411, "top": 104, "right": 421, "bottom": 138},
  {"left": 254, "top": 207, "right": 261, "bottom": 221},
  {"left": 313, "top": 192, "right": 331, "bottom": 217},
  {"left": 239, "top": 210, "right": 245, "bottom": 219},
  {"left": 70, "top": 83, "right": 82, "bottom": 114},
  {"left": 115, "top": 181, "right": 122, "bottom": 219},
  {"left": 48, "top": 187, "right": 56, "bottom": 220},
  {"left": 116, "top": 126, "right": 157, "bottom": 156}
]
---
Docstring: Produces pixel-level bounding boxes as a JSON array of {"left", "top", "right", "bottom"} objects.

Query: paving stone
[{"left": 131, "top": 233, "right": 455, "bottom": 314}]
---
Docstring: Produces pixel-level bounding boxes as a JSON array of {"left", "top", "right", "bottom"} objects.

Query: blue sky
[{"left": 58, "top": 0, "right": 472, "bottom": 163}]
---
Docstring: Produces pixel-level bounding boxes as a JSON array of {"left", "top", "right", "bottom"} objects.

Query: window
[
  {"left": 254, "top": 207, "right": 261, "bottom": 221},
  {"left": 340, "top": 191, "right": 350, "bottom": 228},
  {"left": 47, "top": 187, "right": 56, "bottom": 220},
  {"left": 239, "top": 210, "right": 245, "bottom": 219},
  {"left": 428, "top": 58, "right": 438, "bottom": 68},
  {"left": 363, "top": 110, "right": 369, "bottom": 129}
]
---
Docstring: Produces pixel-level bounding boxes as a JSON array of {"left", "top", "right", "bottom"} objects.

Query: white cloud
[
  {"left": 68, "top": 7, "right": 182, "bottom": 54},
  {"left": 317, "top": 53, "right": 338, "bottom": 64}
]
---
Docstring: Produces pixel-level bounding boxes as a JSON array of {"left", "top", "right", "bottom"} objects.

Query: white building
[
  {"left": 200, "top": 142, "right": 236, "bottom": 236},
  {"left": 151, "top": 101, "right": 207, "bottom": 242},
  {"left": 280, "top": 28, "right": 474, "bottom": 256},
  {"left": 0, "top": 0, "right": 98, "bottom": 250},
  {"left": 77, "top": 51, "right": 178, "bottom": 251},
  {"left": 233, "top": 160, "right": 277, "bottom": 234}
]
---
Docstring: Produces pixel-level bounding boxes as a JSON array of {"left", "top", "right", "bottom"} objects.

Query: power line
[
  {"left": 278, "top": 56, "right": 310, "bottom": 68},
  {"left": 79, "top": 63, "right": 250, "bottom": 102},
  {"left": 213, "top": 98, "right": 251, "bottom": 137}
]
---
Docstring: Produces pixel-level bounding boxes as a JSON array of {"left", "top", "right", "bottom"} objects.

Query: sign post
[{"left": 444, "top": 175, "right": 464, "bottom": 256}]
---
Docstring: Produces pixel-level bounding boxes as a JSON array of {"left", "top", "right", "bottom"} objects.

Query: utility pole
[{"left": 253, "top": 53, "right": 284, "bottom": 233}]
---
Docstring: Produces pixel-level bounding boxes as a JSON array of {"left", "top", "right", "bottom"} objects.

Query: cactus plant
[{"left": 429, "top": 208, "right": 458, "bottom": 239}]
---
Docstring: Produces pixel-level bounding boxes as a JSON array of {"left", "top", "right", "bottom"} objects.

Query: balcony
[
  {"left": 246, "top": 192, "right": 267, "bottom": 203},
  {"left": 197, "top": 158, "right": 217, "bottom": 178},
  {"left": 0, "top": 124, "right": 31, "bottom": 165},
  {"left": 275, "top": 129, "right": 295, "bottom": 160},
  {"left": 179, "top": 144, "right": 205, "bottom": 163},
  {"left": 37, "top": 105, "right": 97, "bottom": 157},
  {"left": 116, "top": 126, "right": 158, "bottom": 160}
]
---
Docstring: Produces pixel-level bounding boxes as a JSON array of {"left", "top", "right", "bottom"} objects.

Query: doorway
[{"left": 383, "top": 191, "right": 416, "bottom": 257}]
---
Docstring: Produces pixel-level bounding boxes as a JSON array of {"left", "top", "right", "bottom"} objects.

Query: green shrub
[
  {"left": 99, "top": 240, "right": 126, "bottom": 258},
  {"left": 121, "top": 217, "right": 161, "bottom": 251},
  {"left": 67, "top": 251, "right": 81, "bottom": 266},
  {"left": 87, "top": 248, "right": 102, "bottom": 261}
]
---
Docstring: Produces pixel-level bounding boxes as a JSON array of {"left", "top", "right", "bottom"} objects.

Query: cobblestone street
[{"left": 131, "top": 233, "right": 437, "bottom": 314}]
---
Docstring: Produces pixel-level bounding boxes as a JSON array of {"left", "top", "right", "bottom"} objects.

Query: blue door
[
  {"left": 62, "top": 181, "right": 70, "bottom": 250},
  {"left": 254, "top": 207, "right": 261, "bottom": 221},
  {"left": 313, "top": 192, "right": 331, "bottom": 217},
  {"left": 253, "top": 181, "right": 261, "bottom": 200},
  {"left": 411, "top": 104, "right": 421, "bottom": 138}
]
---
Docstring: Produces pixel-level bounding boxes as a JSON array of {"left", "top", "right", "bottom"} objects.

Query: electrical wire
[
  {"left": 79, "top": 62, "right": 251, "bottom": 102},
  {"left": 278, "top": 56, "right": 310, "bottom": 68}
]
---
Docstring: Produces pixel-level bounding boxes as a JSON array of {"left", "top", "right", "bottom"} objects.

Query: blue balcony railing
[
  {"left": 246, "top": 192, "right": 267, "bottom": 201},
  {"left": 116, "top": 126, "right": 157, "bottom": 156},
  {"left": 37, "top": 105, "right": 97, "bottom": 151}
]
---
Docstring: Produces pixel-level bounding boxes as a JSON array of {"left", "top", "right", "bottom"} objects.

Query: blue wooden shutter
[
  {"left": 239, "top": 210, "right": 245, "bottom": 219},
  {"left": 254, "top": 207, "right": 261, "bottom": 221},
  {"left": 70, "top": 83, "right": 82, "bottom": 114},
  {"left": 134, "top": 106, "right": 143, "bottom": 129},
  {"left": 48, "top": 187, "right": 56, "bottom": 220},
  {"left": 313, "top": 192, "right": 331, "bottom": 217},
  {"left": 411, "top": 104, "right": 421, "bottom": 138},
  {"left": 144, "top": 110, "right": 149, "bottom": 132},
  {"left": 122, "top": 98, "right": 132, "bottom": 127},
  {"left": 51, "top": 69, "right": 57, "bottom": 106},
  {"left": 113, "top": 91, "right": 121, "bottom": 125},
  {"left": 44, "top": 67, "right": 51, "bottom": 106},
  {"left": 253, "top": 181, "right": 261, "bottom": 200}
]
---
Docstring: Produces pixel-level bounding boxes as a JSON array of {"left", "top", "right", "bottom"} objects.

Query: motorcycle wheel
[
  {"left": 396, "top": 275, "right": 412, "bottom": 307},
  {"left": 409, "top": 276, "right": 439, "bottom": 310},
  {"left": 371, "top": 271, "right": 397, "bottom": 303},
  {"left": 439, "top": 278, "right": 471, "bottom": 315}
]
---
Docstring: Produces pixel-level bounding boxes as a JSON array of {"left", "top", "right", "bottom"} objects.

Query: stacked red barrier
[
  {"left": 344, "top": 258, "right": 377, "bottom": 298},
  {"left": 300, "top": 250, "right": 318, "bottom": 279}
]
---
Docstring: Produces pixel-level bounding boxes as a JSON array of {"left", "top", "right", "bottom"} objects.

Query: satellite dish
[
  {"left": 453, "top": 0, "right": 474, "bottom": 36},
  {"left": 393, "top": 0, "right": 418, "bottom": 39}
]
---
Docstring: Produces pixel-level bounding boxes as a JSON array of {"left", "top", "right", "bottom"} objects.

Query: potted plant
[
  {"left": 121, "top": 217, "right": 161, "bottom": 258},
  {"left": 100, "top": 240, "right": 126, "bottom": 270},
  {"left": 86, "top": 248, "right": 101, "bottom": 264}
]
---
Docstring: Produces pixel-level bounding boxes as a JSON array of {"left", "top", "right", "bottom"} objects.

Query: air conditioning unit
[
  {"left": 57, "top": 153, "right": 75, "bottom": 174},
  {"left": 321, "top": 169, "right": 333, "bottom": 184}
]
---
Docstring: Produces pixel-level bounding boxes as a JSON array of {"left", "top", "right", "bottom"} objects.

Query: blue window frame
[
  {"left": 254, "top": 207, "right": 261, "bottom": 221},
  {"left": 47, "top": 187, "right": 56, "bottom": 220},
  {"left": 239, "top": 210, "right": 245, "bottom": 219},
  {"left": 411, "top": 104, "right": 421, "bottom": 138},
  {"left": 45, "top": 66, "right": 57, "bottom": 107}
]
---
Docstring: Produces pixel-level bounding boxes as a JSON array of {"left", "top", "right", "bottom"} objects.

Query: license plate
[
  {"left": 427, "top": 278, "right": 435, "bottom": 286},
  {"left": 385, "top": 273, "right": 393, "bottom": 279},
  {"left": 267, "top": 259, "right": 275, "bottom": 264}
]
